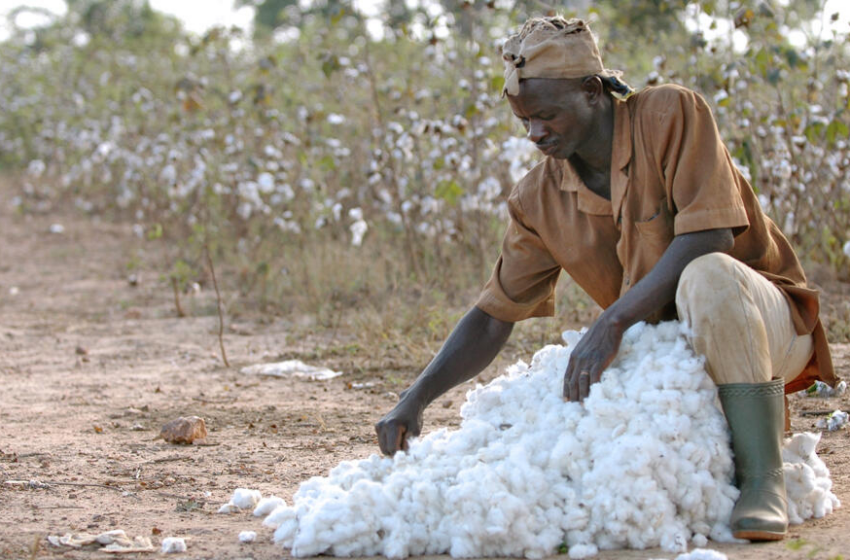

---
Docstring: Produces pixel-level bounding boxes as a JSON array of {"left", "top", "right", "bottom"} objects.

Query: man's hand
[
  {"left": 375, "top": 390, "right": 424, "bottom": 456},
  {"left": 562, "top": 229, "right": 735, "bottom": 402},
  {"left": 563, "top": 312, "right": 625, "bottom": 402}
]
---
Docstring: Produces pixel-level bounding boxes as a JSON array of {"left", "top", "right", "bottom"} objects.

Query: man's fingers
[
  {"left": 564, "top": 358, "right": 576, "bottom": 400},
  {"left": 569, "top": 371, "right": 581, "bottom": 403},
  {"left": 394, "top": 425, "right": 407, "bottom": 453},
  {"left": 376, "top": 423, "right": 398, "bottom": 456},
  {"left": 579, "top": 371, "right": 590, "bottom": 401},
  {"left": 377, "top": 425, "right": 390, "bottom": 456},
  {"left": 591, "top": 366, "right": 604, "bottom": 385}
]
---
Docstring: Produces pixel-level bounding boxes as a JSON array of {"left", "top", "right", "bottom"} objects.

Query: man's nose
[{"left": 527, "top": 120, "right": 548, "bottom": 144}]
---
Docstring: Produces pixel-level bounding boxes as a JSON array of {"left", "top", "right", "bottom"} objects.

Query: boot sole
[{"left": 733, "top": 529, "right": 786, "bottom": 541}]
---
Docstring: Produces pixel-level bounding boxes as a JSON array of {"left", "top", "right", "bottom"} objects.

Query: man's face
[{"left": 507, "top": 78, "right": 596, "bottom": 160}]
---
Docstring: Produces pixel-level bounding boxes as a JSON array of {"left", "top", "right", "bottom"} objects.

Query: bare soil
[{"left": 1, "top": 189, "right": 849, "bottom": 560}]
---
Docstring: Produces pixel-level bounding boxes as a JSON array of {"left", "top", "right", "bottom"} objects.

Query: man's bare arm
[
  {"left": 375, "top": 307, "right": 514, "bottom": 455},
  {"left": 564, "top": 227, "right": 734, "bottom": 401}
]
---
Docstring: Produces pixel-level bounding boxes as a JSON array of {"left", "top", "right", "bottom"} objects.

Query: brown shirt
[{"left": 476, "top": 84, "right": 835, "bottom": 392}]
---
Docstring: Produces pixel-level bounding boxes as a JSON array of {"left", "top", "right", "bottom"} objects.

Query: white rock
[
  {"left": 160, "top": 537, "right": 187, "bottom": 554},
  {"left": 239, "top": 531, "right": 257, "bottom": 543}
]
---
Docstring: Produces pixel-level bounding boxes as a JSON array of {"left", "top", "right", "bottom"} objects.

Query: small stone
[
  {"left": 160, "top": 416, "right": 208, "bottom": 444},
  {"left": 75, "top": 346, "right": 88, "bottom": 355}
]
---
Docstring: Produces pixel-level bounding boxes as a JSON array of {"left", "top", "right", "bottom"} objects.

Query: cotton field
[{"left": 3, "top": 3, "right": 849, "bottom": 295}]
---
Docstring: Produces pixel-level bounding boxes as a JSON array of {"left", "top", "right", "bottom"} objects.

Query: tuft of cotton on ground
[
  {"left": 160, "top": 537, "right": 187, "bottom": 554},
  {"left": 241, "top": 359, "right": 342, "bottom": 380},
  {"left": 253, "top": 496, "right": 286, "bottom": 517},
  {"left": 219, "top": 488, "right": 263, "bottom": 513},
  {"left": 803, "top": 380, "right": 847, "bottom": 398},
  {"left": 783, "top": 432, "right": 842, "bottom": 524},
  {"left": 255, "top": 322, "right": 838, "bottom": 559},
  {"left": 239, "top": 531, "right": 257, "bottom": 543},
  {"left": 815, "top": 410, "right": 849, "bottom": 432}
]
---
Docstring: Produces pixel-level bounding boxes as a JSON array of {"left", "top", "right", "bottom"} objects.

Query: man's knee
[{"left": 676, "top": 252, "right": 740, "bottom": 314}]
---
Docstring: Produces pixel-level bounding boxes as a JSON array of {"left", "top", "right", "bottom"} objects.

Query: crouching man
[{"left": 375, "top": 17, "right": 837, "bottom": 542}]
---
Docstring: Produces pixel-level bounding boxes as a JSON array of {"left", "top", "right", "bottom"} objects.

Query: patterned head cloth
[{"left": 501, "top": 17, "right": 632, "bottom": 99}]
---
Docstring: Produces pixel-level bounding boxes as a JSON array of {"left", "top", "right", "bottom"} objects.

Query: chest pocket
[{"left": 634, "top": 197, "right": 674, "bottom": 248}]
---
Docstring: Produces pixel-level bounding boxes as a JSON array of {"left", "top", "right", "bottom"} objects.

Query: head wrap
[{"left": 501, "top": 17, "right": 633, "bottom": 100}]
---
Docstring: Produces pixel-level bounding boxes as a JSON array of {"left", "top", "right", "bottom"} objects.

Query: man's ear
[{"left": 581, "top": 76, "right": 604, "bottom": 104}]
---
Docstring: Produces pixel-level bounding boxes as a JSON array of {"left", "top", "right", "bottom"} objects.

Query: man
[{"left": 375, "top": 17, "right": 837, "bottom": 542}]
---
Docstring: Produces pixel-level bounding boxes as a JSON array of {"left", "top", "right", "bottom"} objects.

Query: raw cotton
[
  {"left": 257, "top": 322, "right": 838, "bottom": 559},
  {"left": 782, "top": 432, "right": 842, "bottom": 524},
  {"left": 219, "top": 488, "right": 263, "bottom": 513},
  {"left": 239, "top": 531, "right": 257, "bottom": 543},
  {"left": 253, "top": 496, "right": 286, "bottom": 517},
  {"left": 160, "top": 537, "right": 187, "bottom": 554},
  {"left": 241, "top": 359, "right": 342, "bottom": 380},
  {"left": 804, "top": 380, "right": 847, "bottom": 398},
  {"left": 651, "top": 549, "right": 728, "bottom": 560},
  {"left": 815, "top": 410, "right": 849, "bottom": 432}
]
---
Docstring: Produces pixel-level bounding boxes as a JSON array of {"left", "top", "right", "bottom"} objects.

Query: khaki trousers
[{"left": 676, "top": 253, "right": 813, "bottom": 386}]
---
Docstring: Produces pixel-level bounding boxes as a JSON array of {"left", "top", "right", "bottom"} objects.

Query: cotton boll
[
  {"left": 815, "top": 410, "right": 849, "bottom": 431},
  {"left": 239, "top": 531, "right": 257, "bottom": 543},
  {"left": 673, "top": 549, "right": 728, "bottom": 560},
  {"left": 160, "top": 537, "right": 187, "bottom": 553},
  {"left": 568, "top": 543, "right": 598, "bottom": 559},
  {"left": 251, "top": 322, "right": 836, "bottom": 559},
  {"left": 231, "top": 488, "right": 262, "bottom": 509},
  {"left": 254, "top": 496, "right": 286, "bottom": 517},
  {"left": 218, "top": 502, "right": 241, "bottom": 514},
  {"left": 691, "top": 533, "right": 708, "bottom": 547}
]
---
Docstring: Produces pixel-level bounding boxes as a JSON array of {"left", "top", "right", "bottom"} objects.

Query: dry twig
[
  {"left": 171, "top": 277, "right": 186, "bottom": 318},
  {"left": 205, "top": 244, "right": 230, "bottom": 368}
]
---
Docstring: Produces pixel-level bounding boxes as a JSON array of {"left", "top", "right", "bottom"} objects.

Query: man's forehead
[
  {"left": 508, "top": 78, "right": 580, "bottom": 106},
  {"left": 519, "top": 78, "right": 582, "bottom": 97}
]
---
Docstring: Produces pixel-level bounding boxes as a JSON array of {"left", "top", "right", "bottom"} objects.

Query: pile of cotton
[
  {"left": 257, "top": 322, "right": 838, "bottom": 559},
  {"left": 782, "top": 432, "right": 841, "bottom": 523}
]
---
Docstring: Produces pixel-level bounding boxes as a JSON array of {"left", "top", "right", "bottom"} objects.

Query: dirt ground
[{"left": 1, "top": 188, "right": 849, "bottom": 560}]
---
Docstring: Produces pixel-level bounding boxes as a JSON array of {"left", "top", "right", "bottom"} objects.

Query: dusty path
[{"left": 1, "top": 187, "right": 849, "bottom": 560}]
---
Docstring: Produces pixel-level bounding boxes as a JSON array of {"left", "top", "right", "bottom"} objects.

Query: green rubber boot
[{"left": 718, "top": 378, "right": 788, "bottom": 541}]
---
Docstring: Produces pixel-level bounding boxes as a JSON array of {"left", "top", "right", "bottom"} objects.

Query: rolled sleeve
[{"left": 475, "top": 191, "right": 561, "bottom": 322}]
